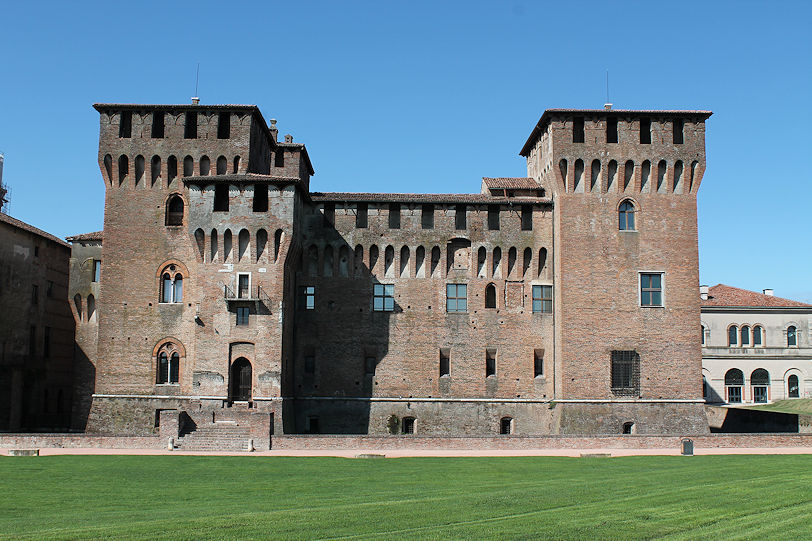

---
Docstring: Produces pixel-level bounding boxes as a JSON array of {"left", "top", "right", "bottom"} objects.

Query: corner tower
[{"left": 521, "top": 108, "right": 712, "bottom": 434}]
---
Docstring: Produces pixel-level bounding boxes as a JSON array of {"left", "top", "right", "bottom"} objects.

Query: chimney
[
  {"left": 284, "top": 134, "right": 293, "bottom": 143},
  {"left": 763, "top": 288, "right": 774, "bottom": 296},
  {"left": 191, "top": 97, "right": 200, "bottom": 105},
  {"left": 604, "top": 103, "right": 613, "bottom": 110},
  {"left": 269, "top": 119, "right": 278, "bottom": 143},
  {"left": 699, "top": 285, "right": 709, "bottom": 301}
]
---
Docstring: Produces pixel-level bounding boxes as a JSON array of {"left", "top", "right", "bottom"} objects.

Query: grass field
[
  {"left": 1, "top": 455, "right": 811, "bottom": 540},
  {"left": 745, "top": 398, "right": 812, "bottom": 416}
]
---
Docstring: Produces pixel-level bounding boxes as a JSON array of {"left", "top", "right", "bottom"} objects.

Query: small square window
[
  {"left": 446, "top": 284, "right": 467, "bottom": 313},
  {"left": 532, "top": 285, "right": 552, "bottom": 313},
  {"left": 640, "top": 273, "right": 663, "bottom": 307},
  {"left": 236, "top": 306, "right": 250, "bottom": 326},
  {"left": 402, "top": 417, "right": 415, "bottom": 434},
  {"left": 373, "top": 284, "right": 394, "bottom": 312},
  {"left": 302, "top": 286, "right": 315, "bottom": 310}
]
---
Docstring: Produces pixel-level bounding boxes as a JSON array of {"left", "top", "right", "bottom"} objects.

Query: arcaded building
[{"left": 77, "top": 103, "right": 712, "bottom": 440}]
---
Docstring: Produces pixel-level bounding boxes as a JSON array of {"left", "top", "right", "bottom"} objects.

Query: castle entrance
[{"left": 230, "top": 357, "right": 252, "bottom": 402}]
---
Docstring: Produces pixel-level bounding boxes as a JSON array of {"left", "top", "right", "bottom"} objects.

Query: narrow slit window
[
  {"left": 488, "top": 205, "right": 500, "bottom": 230},
  {"left": 356, "top": 203, "right": 368, "bottom": 228},
  {"left": 217, "top": 112, "right": 231, "bottom": 139},
  {"left": 421, "top": 204, "right": 434, "bottom": 229},
  {"left": 639, "top": 118, "right": 651, "bottom": 144},
  {"left": 119, "top": 111, "right": 132, "bottom": 138},
  {"left": 455, "top": 205, "right": 467, "bottom": 230},
  {"left": 572, "top": 117, "right": 585, "bottom": 143},
  {"left": 673, "top": 119, "right": 684, "bottom": 144},
  {"left": 534, "top": 349, "right": 543, "bottom": 378},
  {"left": 184, "top": 111, "right": 197, "bottom": 139},
  {"left": 607, "top": 117, "right": 618, "bottom": 143},
  {"left": 151, "top": 112, "right": 165, "bottom": 138},
  {"left": 485, "top": 349, "right": 496, "bottom": 377},
  {"left": 388, "top": 203, "right": 400, "bottom": 229},
  {"left": 214, "top": 185, "right": 229, "bottom": 212},
  {"left": 439, "top": 349, "right": 450, "bottom": 377}
]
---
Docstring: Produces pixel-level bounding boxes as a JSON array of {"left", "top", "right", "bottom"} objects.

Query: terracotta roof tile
[
  {"left": 0, "top": 213, "right": 70, "bottom": 248},
  {"left": 65, "top": 231, "right": 103, "bottom": 242},
  {"left": 702, "top": 284, "right": 812, "bottom": 308},
  {"left": 482, "top": 177, "right": 540, "bottom": 190},
  {"left": 309, "top": 192, "right": 552, "bottom": 205}
]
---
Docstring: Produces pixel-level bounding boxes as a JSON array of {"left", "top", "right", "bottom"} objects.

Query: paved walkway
[{"left": 4, "top": 446, "right": 812, "bottom": 457}]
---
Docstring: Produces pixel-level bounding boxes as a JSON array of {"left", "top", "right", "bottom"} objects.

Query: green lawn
[
  {"left": 1, "top": 455, "right": 811, "bottom": 540},
  {"left": 744, "top": 398, "right": 812, "bottom": 416}
]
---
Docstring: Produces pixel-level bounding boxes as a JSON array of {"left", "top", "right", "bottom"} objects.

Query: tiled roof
[
  {"left": 702, "top": 284, "right": 812, "bottom": 308},
  {"left": 309, "top": 192, "right": 552, "bottom": 205},
  {"left": 182, "top": 174, "right": 301, "bottom": 184},
  {"left": 0, "top": 213, "right": 70, "bottom": 248},
  {"left": 482, "top": 177, "right": 540, "bottom": 190},
  {"left": 65, "top": 231, "right": 103, "bottom": 242}
]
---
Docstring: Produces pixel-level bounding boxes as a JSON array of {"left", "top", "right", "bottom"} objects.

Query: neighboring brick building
[
  {"left": 701, "top": 284, "right": 812, "bottom": 404},
  {"left": 0, "top": 213, "right": 74, "bottom": 431},
  {"left": 78, "top": 103, "right": 712, "bottom": 439}
]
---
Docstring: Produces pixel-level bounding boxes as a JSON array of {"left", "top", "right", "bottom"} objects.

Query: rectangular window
[
  {"left": 446, "top": 284, "right": 467, "bottom": 313},
  {"left": 119, "top": 111, "right": 132, "bottom": 138},
  {"left": 373, "top": 284, "right": 394, "bottom": 311},
  {"left": 486, "top": 349, "right": 496, "bottom": 377},
  {"left": 607, "top": 117, "right": 618, "bottom": 143},
  {"left": 323, "top": 203, "right": 335, "bottom": 227},
  {"left": 217, "top": 112, "right": 231, "bottom": 139},
  {"left": 184, "top": 111, "right": 198, "bottom": 139},
  {"left": 521, "top": 205, "right": 532, "bottom": 231},
  {"left": 611, "top": 350, "right": 640, "bottom": 396},
  {"left": 439, "top": 349, "right": 450, "bottom": 377},
  {"left": 673, "top": 119, "right": 684, "bottom": 144},
  {"left": 753, "top": 386, "right": 768, "bottom": 403},
  {"left": 93, "top": 260, "right": 101, "bottom": 282},
  {"left": 29, "top": 325, "right": 36, "bottom": 356},
  {"left": 572, "top": 117, "right": 585, "bottom": 143},
  {"left": 46, "top": 280, "right": 54, "bottom": 298},
  {"left": 388, "top": 203, "right": 401, "bottom": 229},
  {"left": 43, "top": 327, "right": 51, "bottom": 358},
  {"left": 32, "top": 285, "right": 38, "bottom": 305},
  {"left": 534, "top": 349, "right": 544, "bottom": 378},
  {"left": 640, "top": 273, "right": 663, "bottom": 306},
  {"left": 236, "top": 306, "right": 250, "bottom": 326},
  {"left": 252, "top": 184, "right": 268, "bottom": 212},
  {"left": 302, "top": 286, "right": 315, "bottom": 310},
  {"left": 365, "top": 356, "right": 376, "bottom": 375},
  {"left": 727, "top": 386, "right": 742, "bottom": 403},
  {"left": 532, "top": 285, "right": 552, "bottom": 313},
  {"left": 307, "top": 416, "right": 320, "bottom": 434},
  {"left": 274, "top": 149, "right": 284, "bottom": 168},
  {"left": 455, "top": 204, "right": 467, "bottom": 230},
  {"left": 151, "top": 112, "right": 165, "bottom": 138},
  {"left": 487, "top": 205, "right": 500, "bottom": 230},
  {"left": 304, "top": 355, "right": 315, "bottom": 374},
  {"left": 237, "top": 274, "right": 250, "bottom": 299},
  {"left": 356, "top": 203, "right": 368, "bottom": 228},
  {"left": 214, "top": 184, "right": 229, "bottom": 212},
  {"left": 421, "top": 204, "right": 434, "bottom": 229},
  {"left": 402, "top": 417, "right": 415, "bottom": 434},
  {"left": 639, "top": 118, "right": 651, "bottom": 144}
]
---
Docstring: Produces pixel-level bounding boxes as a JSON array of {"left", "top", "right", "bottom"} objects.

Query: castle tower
[{"left": 521, "top": 108, "right": 712, "bottom": 433}]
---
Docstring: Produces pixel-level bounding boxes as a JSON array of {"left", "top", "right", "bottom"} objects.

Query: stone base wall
[
  {"left": 0, "top": 434, "right": 162, "bottom": 449},
  {"left": 555, "top": 402, "right": 710, "bottom": 435}
]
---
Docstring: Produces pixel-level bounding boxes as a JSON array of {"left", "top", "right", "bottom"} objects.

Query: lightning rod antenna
[{"left": 192, "top": 63, "right": 200, "bottom": 105}]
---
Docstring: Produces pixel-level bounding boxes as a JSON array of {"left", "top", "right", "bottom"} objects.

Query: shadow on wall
[
  {"left": 708, "top": 406, "right": 799, "bottom": 433},
  {"left": 285, "top": 218, "right": 396, "bottom": 434},
  {"left": 70, "top": 344, "right": 96, "bottom": 431}
]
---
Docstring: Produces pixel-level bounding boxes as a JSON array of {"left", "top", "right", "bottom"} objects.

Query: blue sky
[{"left": 1, "top": 1, "right": 810, "bottom": 301}]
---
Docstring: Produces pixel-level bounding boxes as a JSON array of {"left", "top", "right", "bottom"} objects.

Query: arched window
[
  {"left": 256, "top": 229, "right": 268, "bottom": 263},
  {"left": 618, "top": 200, "right": 636, "bottom": 231},
  {"left": 103, "top": 154, "right": 113, "bottom": 184},
  {"left": 728, "top": 325, "right": 738, "bottom": 347},
  {"left": 788, "top": 374, "right": 800, "bottom": 398},
  {"left": 751, "top": 368, "right": 770, "bottom": 403},
  {"left": 238, "top": 229, "right": 250, "bottom": 262},
  {"left": 160, "top": 264, "right": 183, "bottom": 303},
  {"left": 194, "top": 229, "right": 205, "bottom": 261},
  {"left": 522, "top": 247, "right": 532, "bottom": 278},
  {"left": 274, "top": 229, "right": 284, "bottom": 262},
  {"left": 166, "top": 195, "right": 184, "bottom": 226},
  {"left": 741, "top": 325, "right": 750, "bottom": 346},
  {"left": 400, "top": 246, "right": 410, "bottom": 278},
  {"left": 156, "top": 343, "right": 181, "bottom": 384},
  {"left": 87, "top": 294, "right": 96, "bottom": 322},
  {"left": 150, "top": 155, "right": 161, "bottom": 186},
  {"left": 477, "top": 247, "right": 487, "bottom": 278},
  {"left": 725, "top": 368, "right": 744, "bottom": 403},
  {"left": 216, "top": 155, "right": 227, "bottom": 175},
  {"left": 788, "top": 326, "right": 797, "bottom": 347},
  {"left": 74, "top": 294, "right": 82, "bottom": 321},
  {"left": 135, "top": 155, "right": 145, "bottom": 186},
  {"left": 753, "top": 325, "right": 763, "bottom": 346},
  {"left": 199, "top": 155, "right": 210, "bottom": 176},
  {"left": 183, "top": 155, "right": 194, "bottom": 177},
  {"left": 233, "top": 155, "right": 240, "bottom": 174},
  {"left": 118, "top": 155, "right": 129, "bottom": 184},
  {"left": 485, "top": 283, "right": 496, "bottom": 309},
  {"left": 210, "top": 229, "right": 218, "bottom": 262},
  {"left": 167, "top": 155, "right": 178, "bottom": 182}
]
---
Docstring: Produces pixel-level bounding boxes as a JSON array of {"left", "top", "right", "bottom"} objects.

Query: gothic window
[
  {"left": 156, "top": 342, "right": 181, "bottom": 384},
  {"left": 160, "top": 265, "right": 184, "bottom": 303},
  {"left": 728, "top": 325, "right": 738, "bottom": 346},
  {"left": 485, "top": 283, "right": 496, "bottom": 309}
]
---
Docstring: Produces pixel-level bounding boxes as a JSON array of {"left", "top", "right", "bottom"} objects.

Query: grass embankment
[
  {"left": 0, "top": 455, "right": 811, "bottom": 540},
  {"left": 744, "top": 398, "right": 812, "bottom": 416}
]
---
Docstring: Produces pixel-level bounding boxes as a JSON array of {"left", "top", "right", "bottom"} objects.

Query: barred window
[
  {"left": 611, "top": 350, "right": 640, "bottom": 396},
  {"left": 373, "top": 284, "right": 394, "bottom": 312},
  {"left": 532, "top": 285, "right": 552, "bottom": 313}
]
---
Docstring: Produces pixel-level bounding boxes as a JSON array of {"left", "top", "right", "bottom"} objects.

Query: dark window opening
[
  {"left": 402, "top": 417, "right": 415, "bottom": 434},
  {"left": 356, "top": 203, "right": 368, "bottom": 228},
  {"left": 607, "top": 117, "right": 618, "bottom": 143},
  {"left": 166, "top": 195, "right": 184, "bottom": 226},
  {"left": 233, "top": 155, "right": 241, "bottom": 174},
  {"left": 486, "top": 349, "right": 496, "bottom": 377},
  {"left": 43, "top": 327, "right": 50, "bottom": 358},
  {"left": 455, "top": 205, "right": 467, "bottom": 230},
  {"left": 29, "top": 326, "right": 36, "bottom": 356},
  {"left": 236, "top": 306, "right": 249, "bottom": 326},
  {"left": 151, "top": 112, "right": 165, "bottom": 138},
  {"left": 639, "top": 118, "right": 651, "bottom": 144},
  {"left": 521, "top": 205, "right": 532, "bottom": 230},
  {"left": 307, "top": 416, "right": 319, "bottom": 434},
  {"left": 167, "top": 155, "right": 178, "bottom": 182},
  {"left": 788, "top": 326, "right": 797, "bottom": 347},
  {"left": 389, "top": 203, "right": 401, "bottom": 229},
  {"left": 253, "top": 184, "right": 268, "bottom": 212},
  {"left": 572, "top": 117, "right": 585, "bottom": 143},
  {"left": 611, "top": 350, "right": 640, "bottom": 396},
  {"left": 184, "top": 111, "right": 197, "bottom": 139},
  {"left": 439, "top": 349, "right": 450, "bottom": 377},
  {"left": 789, "top": 375, "right": 800, "bottom": 398},
  {"left": 183, "top": 155, "right": 194, "bottom": 177},
  {"left": 214, "top": 185, "right": 229, "bottom": 212},
  {"left": 534, "top": 349, "right": 544, "bottom": 378},
  {"left": 304, "top": 355, "right": 315, "bottom": 374},
  {"left": 216, "top": 156, "right": 227, "bottom": 175},
  {"left": 217, "top": 112, "right": 231, "bottom": 139},
  {"left": 118, "top": 155, "right": 128, "bottom": 184},
  {"left": 488, "top": 205, "right": 500, "bottom": 230},
  {"left": 485, "top": 284, "right": 496, "bottom": 309},
  {"left": 500, "top": 417, "right": 513, "bottom": 435},
  {"left": 237, "top": 274, "right": 249, "bottom": 299},
  {"left": 32, "top": 285, "right": 38, "bottom": 304},
  {"left": 622, "top": 422, "right": 635, "bottom": 434},
  {"left": 673, "top": 119, "right": 684, "bottom": 144},
  {"left": 323, "top": 203, "right": 335, "bottom": 227},
  {"left": 46, "top": 280, "right": 54, "bottom": 298},
  {"left": 119, "top": 111, "right": 132, "bottom": 138},
  {"left": 365, "top": 356, "right": 376, "bottom": 376},
  {"left": 92, "top": 260, "right": 101, "bottom": 282},
  {"left": 421, "top": 204, "right": 434, "bottom": 229},
  {"left": 274, "top": 149, "right": 284, "bottom": 168}
]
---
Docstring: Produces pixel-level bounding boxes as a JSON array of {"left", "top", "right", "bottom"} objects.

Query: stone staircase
[{"left": 174, "top": 420, "right": 254, "bottom": 452}]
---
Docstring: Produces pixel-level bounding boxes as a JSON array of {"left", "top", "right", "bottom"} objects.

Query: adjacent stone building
[
  {"left": 702, "top": 284, "right": 812, "bottom": 404},
  {"left": 77, "top": 103, "right": 712, "bottom": 439},
  {"left": 0, "top": 213, "right": 74, "bottom": 430}
]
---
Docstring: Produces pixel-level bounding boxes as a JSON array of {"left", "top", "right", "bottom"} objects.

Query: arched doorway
[{"left": 230, "top": 357, "right": 252, "bottom": 402}]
